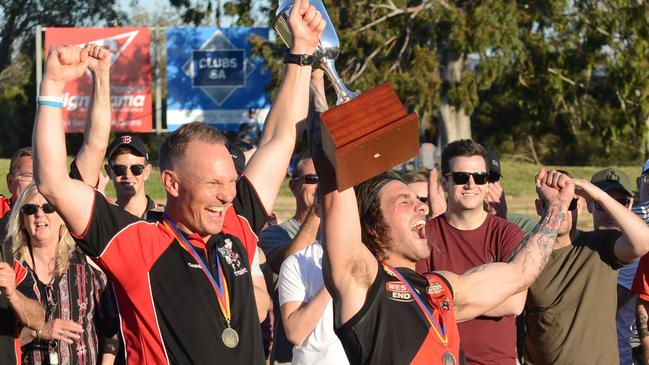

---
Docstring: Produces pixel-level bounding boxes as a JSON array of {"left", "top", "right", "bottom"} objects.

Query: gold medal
[
  {"left": 442, "top": 351, "right": 456, "bottom": 365},
  {"left": 222, "top": 327, "right": 239, "bottom": 348}
]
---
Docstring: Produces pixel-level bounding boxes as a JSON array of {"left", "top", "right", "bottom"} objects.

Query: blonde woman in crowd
[{"left": 6, "top": 183, "right": 118, "bottom": 365}]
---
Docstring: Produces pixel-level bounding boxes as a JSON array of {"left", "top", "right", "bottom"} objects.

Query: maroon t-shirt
[{"left": 416, "top": 214, "right": 524, "bottom": 365}]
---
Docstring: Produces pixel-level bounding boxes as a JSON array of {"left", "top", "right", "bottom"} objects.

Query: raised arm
[
  {"left": 243, "top": 0, "right": 326, "bottom": 213},
  {"left": 33, "top": 45, "right": 96, "bottom": 235},
  {"left": 306, "top": 84, "right": 377, "bottom": 327},
  {"left": 74, "top": 44, "right": 113, "bottom": 185},
  {"left": 441, "top": 169, "right": 572, "bottom": 322},
  {"left": 573, "top": 179, "right": 649, "bottom": 263}
]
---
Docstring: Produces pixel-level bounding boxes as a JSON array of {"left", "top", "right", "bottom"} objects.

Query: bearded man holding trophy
[{"left": 274, "top": 1, "right": 574, "bottom": 365}]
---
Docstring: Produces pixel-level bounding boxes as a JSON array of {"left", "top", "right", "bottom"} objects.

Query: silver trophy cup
[{"left": 273, "top": 0, "right": 358, "bottom": 105}]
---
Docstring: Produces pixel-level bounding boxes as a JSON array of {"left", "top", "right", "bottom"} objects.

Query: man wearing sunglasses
[
  {"left": 416, "top": 139, "right": 527, "bottom": 365},
  {"left": 523, "top": 170, "right": 649, "bottom": 365},
  {"left": 103, "top": 135, "right": 160, "bottom": 220},
  {"left": 586, "top": 168, "right": 638, "bottom": 365},
  {"left": 31, "top": 3, "right": 325, "bottom": 363}
]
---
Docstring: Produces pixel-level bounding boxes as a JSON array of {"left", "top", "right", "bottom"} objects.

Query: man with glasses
[
  {"left": 587, "top": 168, "right": 638, "bottom": 365},
  {"left": 523, "top": 170, "right": 649, "bottom": 364},
  {"left": 416, "top": 139, "right": 526, "bottom": 364},
  {"left": 103, "top": 135, "right": 161, "bottom": 219},
  {"left": 258, "top": 149, "right": 320, "bottom": 364}
]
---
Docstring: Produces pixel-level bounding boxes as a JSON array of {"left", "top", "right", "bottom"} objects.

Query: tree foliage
[{"left": 244, "top": 0, "right": 648, "bottom": 164}]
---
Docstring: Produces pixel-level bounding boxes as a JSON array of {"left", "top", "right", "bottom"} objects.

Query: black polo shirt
[
  {"left": 72, "top": 175, "right": 267, "bottom": 364},
  {"left": 0, "top": 258, "right": 37, "bottom": 365}
]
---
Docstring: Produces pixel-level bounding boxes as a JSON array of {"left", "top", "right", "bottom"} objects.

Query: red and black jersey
[
  {"left": 0, "top": 195, "right": 10, "bottom": 220},
  {"left": 335, "top": 267, "right": 460, "bottom": 365},
  {"left": 73, "top": 176, "right": 268, "bottom": 365},
  {"left": 0, "top": 259, "right": 37, "bottom": 365}
]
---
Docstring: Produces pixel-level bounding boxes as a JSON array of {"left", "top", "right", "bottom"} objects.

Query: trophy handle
[{"left": 320, "top": 58, "right": 358, "bottom": 105}]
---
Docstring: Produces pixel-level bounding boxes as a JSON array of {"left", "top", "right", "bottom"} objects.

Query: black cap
[
  {"left": 485, "top": 148, "right": 501, "bottom": 177},
  {"left": 107, "top": 135, "right": 149, "bottom": 161},
  {"left": 227, "top": 141, "right": 246, "bottom": 175}
]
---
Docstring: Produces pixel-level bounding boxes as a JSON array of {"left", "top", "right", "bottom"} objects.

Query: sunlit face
[
  {"left": 590, "top": 189, "right": 632, "bottom": 229},
  {"left": 107, "top": 152, "right": 151, "bottom": 199},
  {"left": 443, "top": 155, "right": 489, "bottom": 212},
  {"left": 170, "top": 141, "right": 238, "bottom": 236},
  {"left": 289, "top": 158, "right": 318, "bottom": 211},
  {"left": 7, "top": 156, "right": 33, "bottom": 202},
  {"left": 21, "top": 193, "right": 63, "bottom": 245},
  {"left": 379, "top": 181, "right": 430, "bottom": 262}
]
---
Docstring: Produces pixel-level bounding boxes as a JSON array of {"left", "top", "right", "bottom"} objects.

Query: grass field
[{"left": 1, "top": 157, "right": 643, "bottom": 230}]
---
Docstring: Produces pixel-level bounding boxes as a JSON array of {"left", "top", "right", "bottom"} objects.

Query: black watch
[{"left": 284, "top": 52, "right": 315, "bottom": 66}]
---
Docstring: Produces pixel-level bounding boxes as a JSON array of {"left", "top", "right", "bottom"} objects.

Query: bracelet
[{"left": 37, "top": 96, "right": 64, "bottom": 109}]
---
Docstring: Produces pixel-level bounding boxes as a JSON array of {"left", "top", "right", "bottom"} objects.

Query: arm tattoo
[
  {"left": 508, "top": 206, "right": 566, "bottom": 285},
  {"left": 637, "top": 301, "right": 649, "bottom": 339}
]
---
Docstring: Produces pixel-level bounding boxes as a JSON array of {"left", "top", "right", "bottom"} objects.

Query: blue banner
[{"left": 166, "top": 28, "right": 271, "bottom": 132}]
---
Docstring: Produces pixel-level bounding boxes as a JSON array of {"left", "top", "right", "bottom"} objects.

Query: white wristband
[{"left": 37, "top": 96, "right": 64, "bottom": 103}]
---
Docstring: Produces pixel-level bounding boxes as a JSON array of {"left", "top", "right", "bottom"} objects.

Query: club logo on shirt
[
  {"left": 218, "top": 238, "right": 248, "bottom": 277},
  {"left": 385, "top": 281, "right": 413, "bottom": 302},
  {"left": 427, "top": 281, "right": 443, "bottom": 295}
]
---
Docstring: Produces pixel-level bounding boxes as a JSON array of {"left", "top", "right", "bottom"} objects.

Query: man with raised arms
[
  {"left": 31, "top": 1, "right": 325, "bottom": 363},
  {"left": 309, "top": 116, "right": 574, "bottom": 364}
]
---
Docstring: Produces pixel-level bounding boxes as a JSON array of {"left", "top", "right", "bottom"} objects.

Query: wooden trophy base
[{"left": 320, "top": 83, "right": 419, "bottom": 190}]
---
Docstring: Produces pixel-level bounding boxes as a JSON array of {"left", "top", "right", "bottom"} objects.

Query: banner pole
[
  {"left": 154, "top": 27, "right": 163, "bottom": 135},
  {"left": 35, "top": 26, "right": 43, "bottom": 97}
]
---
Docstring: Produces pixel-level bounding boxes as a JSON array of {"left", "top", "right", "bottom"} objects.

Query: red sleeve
[
  {"left": 0, "top": 197, "right": 11, "bottom": 219},
  {"left": 12, "top": 259, "right": 27, "bottom": 285},
  {"left": 632, "top": 255, "right": 649, "bottom": 300}
]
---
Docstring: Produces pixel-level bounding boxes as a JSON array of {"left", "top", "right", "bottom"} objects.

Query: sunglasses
[
  {"left": 594, "top": 198, "right": 631, "bottom": 211},
  {"left": 292, "top": 174, "right": 319, "bottom": 185},
  {"left": 543, "top": 198, "right": 579, "bottom": 211},
  {"left": 109, "top": 164, "right": 147, "bottom": 177},
  {"left": 445, "top": 172, "right": 489, "bottom": 185},
  {"left": 21, "top": 203, "right": 56, "bottom": 215}
]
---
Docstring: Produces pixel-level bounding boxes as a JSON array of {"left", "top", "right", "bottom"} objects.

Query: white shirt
[{"left": 278, "top": 242, "right": 349, "bottom": 365}]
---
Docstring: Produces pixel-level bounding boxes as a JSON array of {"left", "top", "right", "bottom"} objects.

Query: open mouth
[
  {"left": 35, "top": 222, "right": 48, "bottom": 229},
  {"left": 410, "top": 219, "right": 426, "bottom": 239}
]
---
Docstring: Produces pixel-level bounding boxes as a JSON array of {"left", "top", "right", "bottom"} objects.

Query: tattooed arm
[
  {"left": 438, "top": 169, "right": 573, "bottom": 322},
  {"left": 637, "top": 298, "right": 649, "bottom": 364}
]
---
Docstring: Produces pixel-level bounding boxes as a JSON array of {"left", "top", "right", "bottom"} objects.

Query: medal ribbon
[
  {"left": 382, "top": 263, "right": 448, "bottom": 346},
  {"left": 162, "top": 214, "right": 231, "bottom": 324}
]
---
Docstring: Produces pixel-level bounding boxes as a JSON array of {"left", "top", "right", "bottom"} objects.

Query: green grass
[{"left": 499, "top": 159, "right": 641, "bottom": 197}]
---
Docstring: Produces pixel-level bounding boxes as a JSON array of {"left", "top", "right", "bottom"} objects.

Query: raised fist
[
  {"left": 43, "top": 45, "right": 88, "bottom": 86},
  {"left": 288, "top": 0, "right": 327, "bottom": 55},
  {"left": 536, "top": 169, "right": 575, "bottom": 212},
  {"left": 85, "top": 43, "right": 112, "bottom": 75}
]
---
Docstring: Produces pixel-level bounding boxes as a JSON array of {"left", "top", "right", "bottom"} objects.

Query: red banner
[{"left": 44, "top": 28, "right": 152, "bottom": 133}]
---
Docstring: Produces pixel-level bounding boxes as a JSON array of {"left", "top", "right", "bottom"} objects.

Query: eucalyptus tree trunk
[{"left": 439, "top": 51, "right": 471, "bottom": 146}]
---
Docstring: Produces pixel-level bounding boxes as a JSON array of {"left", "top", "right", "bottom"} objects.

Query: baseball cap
[
  {"left": 227, "top": 141, "right": 246, "bottom": 175},
  {"left": 642, "top": 159, "right": 649, "bottom": 175},
  {"left": 107, "top": 135, "right": 149, "bottom": 161},
  {"left": 591, "top": 168, "right": 633, "bottom": 196},
  {"left": 485, "top": 148, "right": 501, "bottom": 178}
]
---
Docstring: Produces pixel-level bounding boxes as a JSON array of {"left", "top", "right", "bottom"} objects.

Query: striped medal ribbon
[
  {"left": 162, "top": 214, "right": 237, "bottom": 347},
  {"left": 383, "top": 263, "right": 448, "bottom": 346}
]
